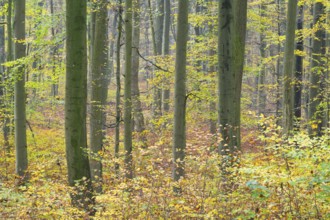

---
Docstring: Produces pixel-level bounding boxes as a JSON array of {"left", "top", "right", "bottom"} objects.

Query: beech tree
[
  {"left": 218, "top": 0, "right": 247, "bottom": 163},
  {"left": 308, "top": 2, "right": 326, "bottom": 137},
  {"left": 282, "top": 0, "right": 297, "bottom": 136},
  {"left": 172, "top": 0, "right": 188, "bottom": 187},
  {"left": 89, "top": 0, "right": 109, "bottom": 193},
  {"left": 124, "top": 0, "right": 133, "bottom": 179},
  {"left": 65, "top": 0, "right": 94, "bottom": 211},
  {"left": 14, "top": 0, "right": 28, "bottom": 180}
]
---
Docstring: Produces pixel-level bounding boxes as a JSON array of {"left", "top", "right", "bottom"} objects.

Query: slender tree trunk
[
  {"left": 218, "top": 0, "right": 247, "bottom": 176},
  {"left": 282, "top": 0, "right": 297, "bottom": 136},
  {"left": 50, "top": 0, "right": 58, "bottom": 97},
  {"left": 4, "top": 0, "right": 13, "bottom": 148},
  {"left": 115, "top": 1, "right": 123, "bottom": 175},
  {"left": 275, "top": 0, "right": 285, "bottom": 126},
  {"left": 162, "top": 0, "right": 170, "bottom": 114},
  {"left": 65, "top": 0, "right": 94, "bottom": 212},
  {"left": 89, "top": 0, "right": 109, "bottom": 193},
  {"left": 172, "top": 0, "right": 189, "bottom": 190},
  {"left": 14, "top": 0, "right": 28, "bottom": 180},
  {"left": 132, "top": 0, "right": 146, "bottom": 147},
  {"left": 308, "top": 2, "right": 326, "bottom": 137},
  {"left": 257, "top": 3, "right": 267, "bottom": 116},
  {"left": 124, "top": 0, "right": 133, "bottom": 179},
  {"left": 294, "top": 5, "right": 304, "bottom": 129}
]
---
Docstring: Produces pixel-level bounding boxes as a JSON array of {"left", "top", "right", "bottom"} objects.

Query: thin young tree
[
  {"left": 124, "top": 0, "right": 133, "bottom": 179},
  {"left": 132, "top": 0, "right": 146, "bottom": 145},
  {"left": 65, "top": 0, "right": 94, "bottom": 211},
  {"left": 172, "top": 0, "right": 189, "bottom": 189},
  {"left": 282, "top": 0, "right": 297, "bottom": 136},
  {"left": 218, "top": 0, "right": 247, "bottom": 175},
  {"left": 14, "top": 0, "right": 28, "bottom": 180},
  {"left": 308, "top": 2, "right": 326, "bottom": 137},
  {"left": 162, "top": 0, "right": 170, "bottom": 114},
  {"left": 294, "top": 5, "right": 304, "bottom": 129}
]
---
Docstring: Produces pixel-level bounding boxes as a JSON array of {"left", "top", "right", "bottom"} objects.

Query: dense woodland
[{"left": 0, "top": 0, "right": 329, "bottom": 219}]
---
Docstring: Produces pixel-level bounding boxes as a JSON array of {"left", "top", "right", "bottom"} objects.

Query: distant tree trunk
[
  {"left": 218, "top": 0, "right": 247, "bottom": 175},
  {"left": 65, "top": 0, "right": 94, "bottom": 212},
  {"left": 275, "top": 0, "right": 285, "bottom": 126},
  {"left": 153, "top": 0, "right": 164, "bottom": 117},
  {"left": 257, "top": 3, "right": 266, "bottom": 116},
  {"left": 3, "top": 0, "right": 13, "bottom": 148},
  {"left": 14, "top": 0, "right": 28, "bottom": 180},
  {"left": 172, "top": 0, "right": 188, "bottom": 190},
  {"left": 132, "top": 0, "right": 146, "bottom": 146},
  {"left": 0, "top": 2, "right": 7, "bottom": 148},
  {"left": 50, "top": 0, "right": 58, "bottom": 97},
  {"left": 124, "top": 0, "right": 133, "bottom": 179},
  {"left": 89, "top": 0, "right": 109, "bottom": 193},
  {"left": 282, "top": 0, "right": 297, "bottom": 136},
  {"left": 115, "top": 1, "right": 123, "bottom": 175},
  {"left": 162, "top": 0, "right": 170, "bottom": 114},
  {"left": 294, "top": 5, "right": 304, "bottom": 129},
  {"left": 308, "top": 2, "right": 326, "bottom": 137}
]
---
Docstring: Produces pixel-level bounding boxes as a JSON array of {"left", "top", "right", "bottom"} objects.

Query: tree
[
  {"left": 257, "top": 2, "right": 267, "bottom": 116},
  {"left": 294, "top": 5, "right": 304, "bottom": 129},
  {"left": 308, "top": 2, "right": 326, "bottom": 137},
  {"left": 172, "top": 0, "right": 189, "bottom": 188},
  {"left": 89, "top": 0, "right": 109, "bottom": 193},
  {"left": 162, "top": 0, "right": 170, "bottom": 114},
  {"left": 124, "top": 0, "right": 133, "bottom": 179},
  {"left": 132, "top": 0, "right": 146, "bottom": 143},
  {"left": 65, "top": 0, "right": 94, "bottom": 212},
  {"left": 115, "top": 0, "right": 123, "bottom": 175},
  {"left": 218, "top": 0, "right": 247, "bottom": 173},
  {"left": 14, "top": 0, "right": 28, "bottom": 180},
  {"left": 282, "top": 0, "right": 297, "bottom": 136}
]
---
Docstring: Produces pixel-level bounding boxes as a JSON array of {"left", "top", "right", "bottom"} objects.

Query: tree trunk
[
  {"left": 14, "top": 0, "right": 28, "bottom": 180},
  {"left": 132, "top": 0, "right": 146, "bottom": 147},
  {"left": 124, "top": 0, "right": 133, "bottom": 179},
  {"left": 89, "top": 0, "right": 109, "bottom": 193},
  {"left": 282, "top": 0, "right": 297, "bottom": 136},
  {"left": 65, "top": 0, "right": 94, "bottom": 212},
  {"left": 162, "top": 0, "right": 170, "bottom": 114},
  {"left": 257, "top": 3, "right": 267, "bottom": 116},
  {"left": 115, "top": 1, "right": 123, "bottom": 175},
  {"left": 172, "top": 0, "right": 189, "bottom": 190},
  {"left": 308, "top": 2, "right": 326, "bottom": 137},
  {"left": 294, "top": 5, "right": 304, "bottom": 129},
  {"left": 218, "top": 0, "right": 247, "bottom": 175}
]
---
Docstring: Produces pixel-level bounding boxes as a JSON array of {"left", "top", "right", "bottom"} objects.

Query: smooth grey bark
[
  {"left": 162, "top": 0, "right": 170, "bottom": 114},
  {"left": 3, "top": 0, "right": 13, "bottom": 148},
  {"left": 148, "top": 0, "right": 163, "bottom": 117},
  {"left": 257, "top": 3, "right": 267, "bottom": 116},
  {"left": 115, "top": 1, "right": 123, "bottom": 175},
  {"left": 14, "top": 0, "right": 28, "bottom": 179},
  {"left": 89, "top": 0, "right": 109, "bottom": 193},
  {"left": 172, "top": 0, "right": 188, "bottom": 187},
  {"left": 282, "top": 0, "right": 297, "bottom": 136},
  {"left": 124, "top": 0, "right": 133, "bottom": 179},
  {"left": 50, "top": 0, "right": 58, "bottom": 97},
  {"left": 308, "top": 2, "right": 326, "bottom": 137},
  {"left": 218, "top": 0, "right": 247, "bottom": 167},
  {"left": 275, "top": 0, "right": 285, "bottom": 126},
  {"left": 294, "top": 5, "right": 304, "bottom": 129},
  {"left": 132, "top": 0, "right": 146, "bottom": 145},
  {"left": 0, "top": 3, "right": 8, "bottom": 148},
  {"left": 65, "top": 0, "right": 94, "bottom": 212}
]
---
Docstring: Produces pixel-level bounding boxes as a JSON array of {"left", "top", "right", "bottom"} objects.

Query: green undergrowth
[{"left": 0, "top": 124, "right": 329, "bottom": 219}]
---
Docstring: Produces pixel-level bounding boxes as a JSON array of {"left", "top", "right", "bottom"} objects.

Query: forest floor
[{"left": 0, "top": 105, "right": 330, "bottom": 219}]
